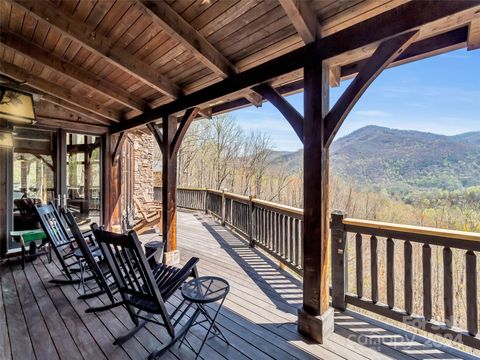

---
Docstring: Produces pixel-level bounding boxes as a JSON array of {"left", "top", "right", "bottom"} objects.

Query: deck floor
[{"left": 0, "top": 211, "right": 477, "bottom": 360}]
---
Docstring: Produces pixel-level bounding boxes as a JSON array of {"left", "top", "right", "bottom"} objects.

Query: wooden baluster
[
  {"left": 423, "top": 243, "right": 432, "bottom": 321},
  {"left": 386, "top": 237, "right": 394, "bottom": 309},
  {"left": 278, "top": 214, "right": 285, "bottom": 257},
  {"left": 356, "top": 233, "right": 363, "bottom": 298},
  {"left": 261, "top": 209, "right": 265, "bottom": 245},
  {"left": 269, "top": 211, "right": 274, "bottom": 250},
  {"left": 443, "top": 247, "right": 453, "bottom": 327},
  {"left": 404, "top": 240, "right": 413, "bottom": 315},
  {"left": 466, "top": 250, "right": 478, "bottom": 336},
  {"left": 289, "top": 217, "right": 294, "bottom": 262},
  {"left": 275, "top": 213, "right": 280, "bottom": 254},
  {"left": 371, "top": 235, "right": 378, "bottom": 303},
  {"left": 300, "top": 219, "right": 304, "bottom": 269},
  {"left": 331, "top": 211, "right": 347, "bottom": 310}
]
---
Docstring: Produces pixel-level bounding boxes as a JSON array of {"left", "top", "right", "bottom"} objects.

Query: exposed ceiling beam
[
  {"left": 34, "top": 100, "right": 109, "bottom": 133},
  {"left": 11, "top": 0, "right": 180, "bottom": 99},
  {"left": 198, "top": 27, "right": 471, "bottom": 118},
  {"left": 318, "top": 0, "right": 410, "bottom": 37},
  {"left": 1, "top": 31, "right": 148, "bottom": 112},
  {"left": 279, "top": 0, "right": 317, "bottom": 43},
  {"left": 324, "top": 30, "right": 420, "bottom": 146},
  {"left": 112, "top": 0, "right": 480, "bottom": 134},
  {"left": 467, "top": 18, "right": 480, "bottom": 50},
  {"left": 138, "top": 0, "right": 262, "bottom": 106},
  {"left": 0, "top": 63, "right": 116, "bottom": 125},
  {"left": 139, "top": 0, "right": 236, "bottom": 77},
  {"left": 342, "top": 26, "right": 469, "bottom": 78}
]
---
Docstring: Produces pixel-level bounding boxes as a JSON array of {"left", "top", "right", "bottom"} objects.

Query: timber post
[
  {"left": 203, "top": 189, "right": 208, "bottom": 213},
  {"left": 248, "top": 195, "right": 255, "bottom": 247},
  {"left": 297, "top": 42, "right": 334, "bottom": 343},
  {"left": 162, "top": 115, "right": 179, "bottom": 264},
  {"left": 221, "top": 189, "right": 226, "bottom": 225},
  {"left": 331, "top": 211, "right": 347, "bottom": 311}
]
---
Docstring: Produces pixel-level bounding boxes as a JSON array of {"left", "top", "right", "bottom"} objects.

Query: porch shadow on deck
[{"left": 1, "top": 210, "right": 477, "bottom": 360}]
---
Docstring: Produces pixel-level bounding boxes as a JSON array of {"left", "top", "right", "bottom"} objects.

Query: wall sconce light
[{"left": 0, "top": 88, "right": 36, "bottom": 125}]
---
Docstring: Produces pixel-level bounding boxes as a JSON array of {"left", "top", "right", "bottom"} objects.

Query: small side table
[
  {"left": 180, "top": 276, "right": 230, "bottom": 359},
  {"left": 10, "top": 229, "right": 50, "bottom": 269}
]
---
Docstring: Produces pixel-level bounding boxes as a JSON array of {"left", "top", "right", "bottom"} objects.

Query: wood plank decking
[{"left": 0, "top": 211, "right": 477, "bottom": 360}]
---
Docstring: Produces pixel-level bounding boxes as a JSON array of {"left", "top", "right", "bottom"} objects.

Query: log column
[
  {"left": 297, "top": 44, "right": 334, "bottom": 342},
  {"left": 149, "top": 108, "right": 199, "bottom": 264},
  {"left": 162, "top": 115, "right": 179, "bottom": 264}
]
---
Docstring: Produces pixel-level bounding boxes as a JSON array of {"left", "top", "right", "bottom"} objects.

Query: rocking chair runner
[{"left": 92, "top": 227, "right": 199, "bottom": 359}]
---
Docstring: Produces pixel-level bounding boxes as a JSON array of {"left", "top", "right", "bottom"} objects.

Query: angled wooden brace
[
  {"left": 170, "top": 107, "right": 201, "bottom": 157},
  {"left": 112, "top": 132, "right": 126, "bottom": 165},
  {"left": 324, "top": 30, "right": 420, "bottom": 147},
  {"left": 147, "top": 122, "right": 164, "bottom": 153},
  {"left": 252, "top": 83, "right": 304, "bottom": 141}
]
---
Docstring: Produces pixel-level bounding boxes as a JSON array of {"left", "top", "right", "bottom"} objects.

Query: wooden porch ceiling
[{"left": 0, "top": 0, "right": 479, "bottom": 132}]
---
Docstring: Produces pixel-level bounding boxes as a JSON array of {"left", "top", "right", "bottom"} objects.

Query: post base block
[
  {"left": 298, "top": 306, "right": 334, "bottom": 343},
  {"left": 163, "top": 250, "right": 180, "bottom": 265}
]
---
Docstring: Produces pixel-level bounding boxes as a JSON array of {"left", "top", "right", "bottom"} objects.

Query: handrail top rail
[
  {"left": 343, "top": 218, "right": 480, "bottom": 243},
  {"left": 252, "top": 198, "right": 304, "bottom": 216},
  {"left": 177, "top": 186, "right": 208, "bottom": 191}
]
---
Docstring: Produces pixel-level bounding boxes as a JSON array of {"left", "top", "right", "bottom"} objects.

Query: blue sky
[{"left": 230, "top": 48, "right": 480, "bottom": 151}]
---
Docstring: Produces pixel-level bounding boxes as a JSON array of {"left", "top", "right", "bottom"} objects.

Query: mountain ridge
[{"left": 268, "top": 126, "right": 480, "bottom": 195}]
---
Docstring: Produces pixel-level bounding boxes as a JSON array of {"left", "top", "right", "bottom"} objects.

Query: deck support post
[
  {"left": 161, "top": 115, "right": 179, "bottom": 264},
  {"left": 103, "top": 132, "right": 123, "bottom": 232},
  {"left": 149, "top": 109, "right": 199, "bottom": 265},
  {"left": 298, "top": 43, "right": 334, "bottom": 343}
]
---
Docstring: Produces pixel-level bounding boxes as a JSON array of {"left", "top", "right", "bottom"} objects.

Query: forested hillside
[{"left": 154, "top": 115, "right": 480, "bottom": 232}]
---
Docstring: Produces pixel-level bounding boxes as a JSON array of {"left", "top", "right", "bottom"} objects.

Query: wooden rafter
[
  {"left": 0, "top": 62, "right": 117, "bottom": 124},
  {"left": 342, "top": 27, "right": 469, "bottom": 79},
  {"left": 467, "top": 18, "right": 480, "bottom": 50},
  {"left": 138, "top": 0, "right": 262, "bottom": 107},
  {"left": 139, "top": 0, "right": 236, "bottom": 77},
  {"left": 252, "top": 84, "right": 303, "bottom": 141},
  {"left": 170, "top": 107, "right": 200, "bottom": 157},
  {"left": 324, "top": 30, "right": 420, "bottom": 147},
  {"left": 11, "top": 0, "right": 180, "bottom": 99},
  {"left": 1, "top": 31, "right": 148, "bottom": 112},
  {"left": 34, "top": 100, "right": 109, "bottom": 133},
  {"left": 111, "top": 0, "right": 479, "bottom": 134},
  {"left": 279, "top": 0, "right": 317, "bottom": 43}
]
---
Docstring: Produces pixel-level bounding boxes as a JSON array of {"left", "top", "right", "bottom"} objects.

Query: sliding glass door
[
  {"left": 8, "top": 126, "right": 57, "bottom": 250},
  {"left": 65, "top": 133, "right": 102, "bottom": 231},
  {"left": 5, "top": 127, "right": 104, "bottom": 253}
]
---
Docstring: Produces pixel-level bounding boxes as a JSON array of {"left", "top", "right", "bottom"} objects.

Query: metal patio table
[{"left": 180, "top": 276, "right": 230, "bottom": 358}]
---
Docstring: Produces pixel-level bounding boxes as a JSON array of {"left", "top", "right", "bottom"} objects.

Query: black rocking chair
[
  {"left": 62, "top": 210, "right": 119, "bottom": 306},
  {"left": 92, "top": 227, "right": 199, "bottom": 359},
  {"left": 36, "top": 203, "right": 88, "bottom": 284}
]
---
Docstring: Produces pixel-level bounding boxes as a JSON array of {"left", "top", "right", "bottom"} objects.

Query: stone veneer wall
[{"left": 128, "top": 131, "right": 154, "bottom": 201}]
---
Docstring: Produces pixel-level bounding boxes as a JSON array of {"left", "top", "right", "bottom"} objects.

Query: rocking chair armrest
[{"left": 160, "top": 257, "right": 200, "bottom": 301}]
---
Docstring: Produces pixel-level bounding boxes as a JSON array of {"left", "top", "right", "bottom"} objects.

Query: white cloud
[{"left": 354, "top": 110, "right": 391, "bottom": 117}]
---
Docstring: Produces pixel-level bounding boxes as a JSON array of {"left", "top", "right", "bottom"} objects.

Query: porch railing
[
  {"left": 154, "top": 187, "right": 304, "bottom": 275},
  {"left": 331, "top": 211, "right": 480, "bottom": 349},
  {"left": 154, "top": 186, "right": 480, "bottom": 348}
]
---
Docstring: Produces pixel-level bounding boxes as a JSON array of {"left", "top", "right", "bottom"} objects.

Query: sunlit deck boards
[{"left": 0, "top": 211, "right": 476, "bottom": 360}]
